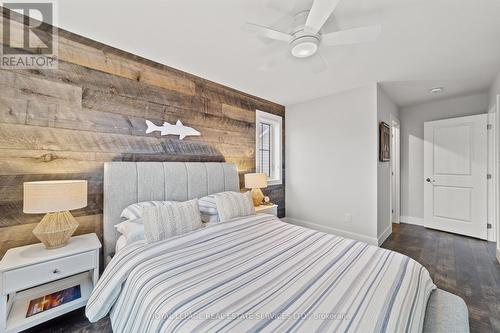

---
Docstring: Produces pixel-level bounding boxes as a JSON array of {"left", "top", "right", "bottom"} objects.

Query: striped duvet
[{"left": 86, "top": 215, "right": 435, "bottom": 332}]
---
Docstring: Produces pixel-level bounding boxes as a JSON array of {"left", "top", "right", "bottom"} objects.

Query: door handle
[{"left": 426, "top": 178, "right": 435, "bottom": 183}]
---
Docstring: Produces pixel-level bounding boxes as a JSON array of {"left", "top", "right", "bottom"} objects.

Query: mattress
[{"left": 86, "top": 214, "right": 436, "bottom": 332}]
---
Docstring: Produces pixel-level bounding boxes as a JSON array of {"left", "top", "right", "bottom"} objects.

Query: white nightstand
[
  {"left": 0, "top": 233, "right": 101, "bottom": 333},
  {"left": 255, "top": 204, "right": 278, "bottom": 216}
]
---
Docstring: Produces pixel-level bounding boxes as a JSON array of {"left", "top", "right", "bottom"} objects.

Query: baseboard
[
  {"left": 282, "top": 217, "right": 379, "bottom": 246},
  {"left": 497, "top": 248, "right": 500, "bottom": 264},
  {"left": 399, "top": 216, "right": 425, "bottom": 226},
  {"left": 377, "top": 224, "right": 392, "bottom": 246}
]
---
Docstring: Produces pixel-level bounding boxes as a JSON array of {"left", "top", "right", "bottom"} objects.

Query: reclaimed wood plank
[
  {"left": 221, "top": 103, "right": 255, "bottom": 123},
  {"left": 0, "top": 196, "right": 102, "bottom": 227},
  {"left": 0, "top": 94, "right": 255, "bottom": 145},
  {"left": 0, "top": 149, "right": 254, "bottom": 176},
  {"left": 0, "top": 150, "right": 109, "bottom": 175},
  {"left": 82, "top": 88, "right": 254, "bottom": 128},
  {"left": 9, "top": 62, "right": 196, "bottom": 110},
  {"left": 0, "top": 172, "right": 102, "bottom": 202},
  {"left": 0, "top": 70, "right": 82, "bottom": 106},
  {"left": 58, "top": 37, "right": 196, "bottom": 96},
  {"left": 0, "top": 123, "right": 240, "bottom": 155}
]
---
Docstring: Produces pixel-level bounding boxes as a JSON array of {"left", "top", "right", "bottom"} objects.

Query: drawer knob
[{"left": 53, "top": 269, "right": 60, "bottom": 274}]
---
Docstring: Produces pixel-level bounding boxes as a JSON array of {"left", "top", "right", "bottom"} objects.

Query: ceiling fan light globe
[
  {"left": 292, "top": 42, "right": 318, "bottom": 58},
  {"left": 290, "top": 36, "right": 319, "bottom": 58}
]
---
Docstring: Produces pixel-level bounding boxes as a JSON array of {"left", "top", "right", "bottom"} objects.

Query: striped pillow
[
  {"left": 198, "top": 193, "right": 225, "bottom": 215},
  {"left": 215, "top": 191, "right": 255, "bottom": 222},
  {"left": 142, "top": 199, "right": 202, "bottom": 243},
  {"left": 198, "top": 191, "right": 243, "bottom": 222},
  {"left": 120, "top": 201, "right": 177, "bottom": 220},
  {"left": 201, "top": 213, "right": 220, "bottom": 223}
]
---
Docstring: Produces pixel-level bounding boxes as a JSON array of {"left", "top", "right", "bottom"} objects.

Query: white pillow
[
  {"left": 115, "top": 219, "right": 145, "bottom": 243},
  {"left": 121, "top": 201, "right": 177, "bottom": 220},
  {"left": 198, "top": 194, "right": 221, "bottom": 215},
  {"left": 115, "top": 235, "right": 128, "bottom": 253},
  {"left": 198, "top": 191, "right": 240, "bottom": 222},
  {"left": 142, "top": 199, "right": 202, "bottom": 244},
  {"left": 214, "top": 191, "right": 255, "bottom": 222}
]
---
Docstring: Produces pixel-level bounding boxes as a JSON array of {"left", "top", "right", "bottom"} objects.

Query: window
[{"left": 256, "top": 110, "right": 282, "bottom": 185}]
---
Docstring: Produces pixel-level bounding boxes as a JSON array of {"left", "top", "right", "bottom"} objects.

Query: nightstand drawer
[{"left": 3, "top": 251, "right": 95, "bottom": 293}]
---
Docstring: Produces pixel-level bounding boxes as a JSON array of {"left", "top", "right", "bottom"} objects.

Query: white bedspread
[{"left": 86, "top": 214, "right": 435, "bottom": 332}]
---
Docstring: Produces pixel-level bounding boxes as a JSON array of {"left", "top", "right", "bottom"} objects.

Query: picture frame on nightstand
[{"left": 26, "top": 285, "right": 82, "bottom": 318}]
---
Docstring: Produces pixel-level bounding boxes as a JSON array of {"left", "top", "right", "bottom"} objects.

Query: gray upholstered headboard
[{"left": 103, "top": 162, "right": 239, "bottom": 264}]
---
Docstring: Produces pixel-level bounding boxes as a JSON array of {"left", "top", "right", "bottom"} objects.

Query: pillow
[
  {"left": 142, "top": 199, "right": 202, "bottom": 243},
  {"left": 198, "top": 191, "right": 240, "bottom": 222},
  {"left": 115, "top": 235, "right": 128, "bottom": 253},
  {"left": 198, "top": 194, "right": 221, "bottom": 215},
  {"left": 121, "top": 201, "right": 177, "bottom": 220},
  {"left": 201, "top": 213, "right": 220, "bottom": 223},
  {"left": 114, "top": 219, "right": 145, "bottom": 243},
  {"left": 214, "top": 191, "right": 255, "bottom": 222}
]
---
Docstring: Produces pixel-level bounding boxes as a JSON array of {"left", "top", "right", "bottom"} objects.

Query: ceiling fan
[{"left": 245, "top": 0, "right": 381, "bottom": 71}]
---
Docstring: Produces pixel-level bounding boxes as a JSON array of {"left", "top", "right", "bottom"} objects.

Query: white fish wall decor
[{"left": 145, "top": 120, "right": 201, "bottom": 140}]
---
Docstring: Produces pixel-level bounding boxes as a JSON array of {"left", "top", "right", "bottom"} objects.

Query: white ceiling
[{"left": 52, "top": 0, "right": 500, "bottom": 107}]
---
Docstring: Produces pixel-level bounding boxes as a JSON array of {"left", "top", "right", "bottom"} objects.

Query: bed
[{"left": 86, "top": 162, "right": 469, "bottom": 332}]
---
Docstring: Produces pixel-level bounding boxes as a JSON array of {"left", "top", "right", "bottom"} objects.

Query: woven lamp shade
[{"left": 24, "top": 180, "right": 87, "bottom": 249}]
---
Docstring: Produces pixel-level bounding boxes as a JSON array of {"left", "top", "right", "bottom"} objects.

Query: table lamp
[
  {"left": 244, "top": 173, "right": 268, "bottom": 206},
  {"left": 23, "top": 180, "right": 87, "bottom": 249}
]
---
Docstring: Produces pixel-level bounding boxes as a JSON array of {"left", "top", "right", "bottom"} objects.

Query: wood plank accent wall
[{"left": 0, "top": 9, "right": 285, "bottom": 257}]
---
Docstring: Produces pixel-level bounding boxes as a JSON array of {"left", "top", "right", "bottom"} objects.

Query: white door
[{"left": 424, "top": 114, "right": 488, "bottom": 239}]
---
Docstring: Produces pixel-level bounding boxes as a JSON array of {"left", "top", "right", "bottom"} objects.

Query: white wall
[
  {"left": 286, "top": 85, "right": 379, "bottom": 244},
  {"left": 377, "top": 85, "right": 400, "bottom": 242},
  {"left": 489, "top": 71, "right": 500, "bottom": 109},
  {"left": 400, "top": 93, "right": 489, "bottom": 221}
]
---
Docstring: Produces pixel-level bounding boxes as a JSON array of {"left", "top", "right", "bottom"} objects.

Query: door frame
[
  {"left": 390, "top": 115, "right": 401, "bottom": 224},
  {"left": 488, "top": 110, "right": 497, "bottom": 242},
  {"left": 495, "top": 94, "right": 500, "bottom": 263}
]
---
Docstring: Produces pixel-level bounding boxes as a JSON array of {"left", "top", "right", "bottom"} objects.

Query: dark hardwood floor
[
  {"left": 24, "top": 223, "right": 499, "bottom": 332},
  {"left": 382, "top": 223, "right": 500, "bottom": 333}
]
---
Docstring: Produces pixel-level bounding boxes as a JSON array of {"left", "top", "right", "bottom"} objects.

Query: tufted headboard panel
[{"left": 103, "top": 162, "right": 239, "bottom": 264}]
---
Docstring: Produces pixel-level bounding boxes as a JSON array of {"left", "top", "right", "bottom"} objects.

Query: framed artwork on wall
[{"left": 379, "top": 122, "right": 391, "bottom": 162}]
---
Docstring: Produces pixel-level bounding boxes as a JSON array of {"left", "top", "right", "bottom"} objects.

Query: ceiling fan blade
[
  {"left": 322, "top": 25, "right": 382, "bottom": 46},
  {"left": 244, "top": 23, "right": 293, "bottom": 43},
  {"left": 269, "top": 14, "right": 296, "bottom": 33},
  {"left": 308, "top": 52, "right": 328, "bottom": 73},
  {"left": 258, "top": 49, "right": 291, "bottom": 71},
  {"left": 304, "top": 0, "right": 342, "bottom": 35}
]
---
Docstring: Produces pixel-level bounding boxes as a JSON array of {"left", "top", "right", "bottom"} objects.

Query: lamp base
[
  {"left": 32, "top": 211, "right": 79, "bottom": 249},
  {"left": 250, "top": 188, "right": 265, "bottom": 207}
]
